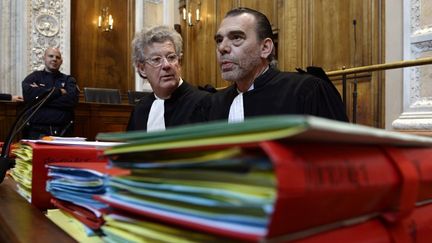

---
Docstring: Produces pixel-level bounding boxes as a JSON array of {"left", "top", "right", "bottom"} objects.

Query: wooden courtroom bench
[{"left": 0, "top": 101, "right": 133, "bottom": 141}]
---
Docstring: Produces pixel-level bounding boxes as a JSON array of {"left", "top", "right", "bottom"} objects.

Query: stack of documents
[
  {"left": 46, "top": 162, "right": 128, "bottom": 230},
  {"left": 47, "top": 209, "right": 104, "bottom": 243},
  {"left": 10, "top": 143, "right": 33, "bottom": 201},
  {"left": 96, "top": 146, "right": 276, "bottom": 241},
  {"left": 9, "top": 141, "right": 109, "bottom": 209},
  {"left": 96, "top": 115, "right": 432, "bottom": 241},
  {"left": 101, "top": 212, "right": 227, "bottom": 242},
  {"left": 99, "top": 144, "right": 275, "bottom": 237}
]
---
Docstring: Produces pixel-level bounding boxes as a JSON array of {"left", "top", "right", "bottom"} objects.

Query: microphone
[{"left": 0, "top": 88, "right": 56, "bottom": 183}]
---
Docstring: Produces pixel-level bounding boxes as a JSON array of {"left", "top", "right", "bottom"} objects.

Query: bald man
[{"left": 21, "top": 47, "right": 79, "bottom": 139}]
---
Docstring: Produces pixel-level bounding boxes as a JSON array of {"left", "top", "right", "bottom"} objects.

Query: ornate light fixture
[
  {"left": 97, "top": 7, "right": 113, "bottom": 32},
  {"left": 182, "top": 0, "right": 201, "bottom": 26}
]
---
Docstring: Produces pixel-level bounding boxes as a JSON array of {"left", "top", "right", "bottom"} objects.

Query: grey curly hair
[{"left": 131, "top": 25, "right": 183, "bottom": 66}]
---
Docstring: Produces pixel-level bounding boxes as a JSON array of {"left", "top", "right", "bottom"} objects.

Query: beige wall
[{"left": 385, "top": 0, "right": 403, "bottom": 130}]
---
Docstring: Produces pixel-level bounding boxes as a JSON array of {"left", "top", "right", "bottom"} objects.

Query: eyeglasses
[{"left": 145, "top": 53, "right": 179, "bottom": 67}]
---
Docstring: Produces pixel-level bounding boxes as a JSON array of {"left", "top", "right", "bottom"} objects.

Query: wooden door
[
  {"left": 277, "top": 0, "right": 384, "bottom": 127},
  {"left": 71, "top": 0, "right": 135, "bottom": 94}
]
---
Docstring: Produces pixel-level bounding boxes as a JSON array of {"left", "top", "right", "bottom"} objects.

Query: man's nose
[
  {"left": 161, "top": 58, "right": 171, "bottom": 69},
  {"left": 217, "top": 39, "right": 231, "bottom": 54}
]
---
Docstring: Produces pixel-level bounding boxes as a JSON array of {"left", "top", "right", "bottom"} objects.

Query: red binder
[
  {"left": 97, "top": 140, "right": 432, "bottom": 242},
  {"left": 51, "top": 198, "right": 105, "bottom": 230},
  {"left": 294, "top": 202, "right": 432, "bottom": 243},
  {"left": 25, "top": 143, "right": 107, "bottom": 209}
]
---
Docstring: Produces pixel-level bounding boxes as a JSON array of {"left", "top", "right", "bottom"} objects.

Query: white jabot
[
  {"left": 146, "top": 78, "right": 183, "bottom": 132},
  {"left": 147, "top": 95, "right": 166, "bottom": 132},
  {"left": 228, "top": 83, "right": 255, "bottom": 123},
  {"left": 228, "top": 93, "right": 244, "bottom": 123}
]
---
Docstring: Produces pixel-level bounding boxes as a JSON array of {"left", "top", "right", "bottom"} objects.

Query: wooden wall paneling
[
  {"left": 180, "top": 1, "right": 197, "bottom": 87},
  {"left": 181, "top": 1, "right": 195, "bottom": 87},
  {"left": 347, "top": 75, "right": 374, "bottom": 126},
  {"left": 309, "top": 0, "right": 355, "bottom": 70},
  {"left": 0, "top": 102, "right": 21, "bottom": 142},
  {"left": 301, "top": 0, "right": 313, "bottom": 69},
  {"left": 73, "top": 103, "right": 133, "bottom": 140},
  {"left": 237, "top": 0, "right": 278, "bottom": 30},
  {"left": 127, "top": 0, "right": 136, "bottom": 92},
  {"left": 197, "top": 1, "right": 218, "bottom": 88},
  {"left": 372, "top": 0, "right": 385, "bottom": 128},
  {"left": 180, "top": 0, "right": 232, "bottom": 88},
  {"left": 186, "top": 0, "right": 218, "bottom": 88},
  {"left": 277, "top": 0, "right": 300, "bottom": 71},
  {"left": 277, "top": 0, "right": 313, "bottom": 70},
  {"left": 346, "top": 0, "right": 384, "bottom": 127},
  {"left": 71, "top": 0, "right": 97, "bottom": 88},
  {"left": 215, "top": 0, "right": 237, "bottom": 88},
  {"left": 277, "top": 0, "right": 384, "bottom": 127},
  {"left": 71, "top": 0, "right": 135, "bottom": 94}
]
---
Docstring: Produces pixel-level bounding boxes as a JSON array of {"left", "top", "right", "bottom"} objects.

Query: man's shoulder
[
  {"left": 132, "top": 95, "right": 154, "bottom": 112},
  {"left": 23, "top": 70, "right": 43, "bottom": 82},
  {"left": 58, "top": 71, "right": 74, "bottom": 79},
  {"left": 26, "top": 70, "right": 44, "bottom": 76},
  {"left": 273, "top": 70, "right": 329, "bottom": 87},
  {"left": 178, "top": 81, "right": 211, "bottom": 99},
  {"left": 201, "top": 86, "right": 229, "bottom": 102},
  {"left": 135, "top": 93, "right": 154, "bottom": 104},
  {"left": 276, "top": 69, "right": 319, "bottom": 80}
]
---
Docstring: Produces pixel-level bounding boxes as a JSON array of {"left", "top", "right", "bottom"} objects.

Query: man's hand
[
  {"left": 60, "top": 88, "right": 67, "bottom": 95},
  {"left": 30, "top": 82, "right": 39, "bottom": 88},
  {"left": 12, "top": 96, "right": 23, "bottom": 102}
]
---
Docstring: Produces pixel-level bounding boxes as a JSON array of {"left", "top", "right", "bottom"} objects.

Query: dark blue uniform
[{"left": 22, "top": 70, "right": 79, "bottom": 139}]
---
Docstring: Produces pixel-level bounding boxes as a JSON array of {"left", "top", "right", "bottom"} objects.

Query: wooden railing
[
  {"left": 326, "top": 57, "right": 432, "bottom": 123},
  {"left": 326, "top": 57, "right": 432, "bottom": 77}
]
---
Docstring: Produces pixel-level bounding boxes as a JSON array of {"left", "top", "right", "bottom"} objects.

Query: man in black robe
[
  {"left": 127, "top": 26, "right": 209, "bottom": 132},
  {"left": 196, "top": 8, "right": 348, "bottom": 123}
]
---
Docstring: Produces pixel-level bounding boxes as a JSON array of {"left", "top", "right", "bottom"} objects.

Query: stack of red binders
[{"left": 96, "top": 115, "right": 432, "bottom": 242}]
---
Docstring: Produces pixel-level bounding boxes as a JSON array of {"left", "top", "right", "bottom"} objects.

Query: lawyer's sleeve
[{"left": 299, "top": 78, "right": 349, "bottom": 122}]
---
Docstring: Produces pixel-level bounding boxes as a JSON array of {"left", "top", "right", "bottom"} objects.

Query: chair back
[{"left": 83, "top": 87, "right": 121, "bottom": 104}]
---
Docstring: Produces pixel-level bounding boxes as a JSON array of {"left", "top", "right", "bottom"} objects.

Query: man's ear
[
  {"left": 178, "top": 53, "right": 183, "bottom": 65},
  {"left": 137, "top": 63, "right": 147, "bottom": 78},
  {"left": 260, "top": 38, "right": 274, "bottom": 59}
]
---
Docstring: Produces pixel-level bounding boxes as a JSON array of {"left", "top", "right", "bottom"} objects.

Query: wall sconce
[
  {"left": 182, "top": 0, "right": 201, "bottom": 26},
  {"left": 97, "top": 7, "right": 113, "bottom": 32}
]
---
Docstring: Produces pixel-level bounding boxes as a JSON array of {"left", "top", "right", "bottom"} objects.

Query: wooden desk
[
  {"left": 74, "top": 102, "right": 133, "bottom": 140},
  {"left": 0, "top": 101, "right": 133, "bottom": 141},
  {"left": 0, "top": 177, "right": 75, "bottom": 243}
]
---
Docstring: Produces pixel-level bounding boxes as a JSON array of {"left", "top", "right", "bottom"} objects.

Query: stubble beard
[
  {"left": 221, "top": 57, "right": 262, "bottom": 83},
  {"left": 221, "top": 69, "right": 240, "bottom": 82}
]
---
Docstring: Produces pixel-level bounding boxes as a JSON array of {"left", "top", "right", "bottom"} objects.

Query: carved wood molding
[
  {"left": 29, "top": 0, "right": 67, "bottom": 71},
  {"left": 393, "top": 0, "right": 432, "bottom": 131}
]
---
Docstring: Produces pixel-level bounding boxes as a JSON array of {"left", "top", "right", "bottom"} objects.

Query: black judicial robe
[
  {"left": 197, "top": 67, "right": 349, "bottom": 122},
  {"left": 127, "top": 81, "right": 210, "bottom": 131}
]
